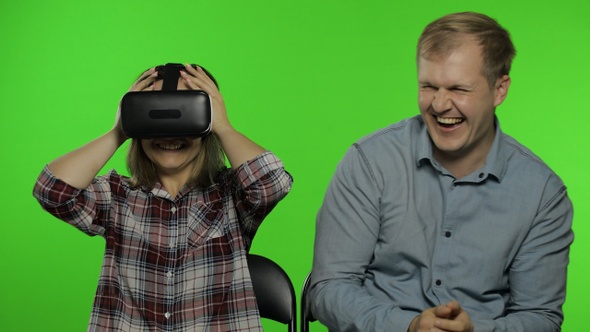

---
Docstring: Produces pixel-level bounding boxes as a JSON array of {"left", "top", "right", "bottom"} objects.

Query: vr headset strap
[{"left": 162, "top": 63, "right": 184, "bottom": 92}]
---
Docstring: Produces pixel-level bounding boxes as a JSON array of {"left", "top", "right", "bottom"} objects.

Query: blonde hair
[
  {"left": 417, "top": 12, "right": 516, "bottom": 87},
  {"left": 126, "top": 64, "right": 225, "bottom": 189}
]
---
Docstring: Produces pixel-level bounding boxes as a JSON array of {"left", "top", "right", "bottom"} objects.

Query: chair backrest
[
  {"left": 247, "top": 254, "right": 296, "bottom": 332},
  {"left": 300, "top": 271, "right": 317, "bottom": 332}
]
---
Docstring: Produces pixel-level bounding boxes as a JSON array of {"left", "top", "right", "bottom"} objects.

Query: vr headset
[{"left": 120, "top": 63, "right": 212, "bottom": 138}]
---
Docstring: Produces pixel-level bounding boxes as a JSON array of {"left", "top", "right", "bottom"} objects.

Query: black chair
[
  {"left": 300, "top": 271, "right": 317, "bottom": 332},
  {"left": 247, "top": 254, "right": 296, "bottom": 332}
]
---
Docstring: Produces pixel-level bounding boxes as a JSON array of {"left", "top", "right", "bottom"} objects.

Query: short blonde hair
[
  {"left": 126, "top": 64, "right": 225, "bottom": 189},
  {"left": 417, "top": 12, "right": 516, "bottom": 87}
]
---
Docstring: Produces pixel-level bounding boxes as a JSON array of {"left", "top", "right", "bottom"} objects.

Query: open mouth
[
  {"left": 152, "top": 139, "right": 188, "bottom": 151},
  {"left": 158, "top": 144, "right": 183, "bottom": 150},
  {"left": 436, "top": 116, "right": 464, "bottom": 128}
]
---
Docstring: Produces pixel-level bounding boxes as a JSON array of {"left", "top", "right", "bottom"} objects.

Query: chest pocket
[{"left": 187, "top": 199, "right": 226, "bottom": 248}]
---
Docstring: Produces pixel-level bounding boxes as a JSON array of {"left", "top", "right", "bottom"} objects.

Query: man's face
[{"left": 417, "top": 40, "right": 510, "bottom": 168}]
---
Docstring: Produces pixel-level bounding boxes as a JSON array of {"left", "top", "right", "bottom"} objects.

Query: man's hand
[{"left": 408, "top": 301, "right": 474, "bottom": 332}]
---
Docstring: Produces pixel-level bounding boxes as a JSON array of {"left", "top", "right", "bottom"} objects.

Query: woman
[{"left": 33, "top": 64, "right": 293, "bottom": 331}]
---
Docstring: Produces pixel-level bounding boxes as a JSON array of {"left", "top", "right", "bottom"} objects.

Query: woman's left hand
[
  {"left": 180, "top": 64, "right": 232, "bottom": 135},
  {"left": 180, "top": 63, "right": 265, "bottom": 168}
]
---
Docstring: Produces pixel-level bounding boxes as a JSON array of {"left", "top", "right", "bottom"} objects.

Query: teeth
[
  {"left": 437, "top": 117, "right": 463, "bottom": 125},
  {"left": 159, "top": 144, "right": 182, "bottom": 150}
]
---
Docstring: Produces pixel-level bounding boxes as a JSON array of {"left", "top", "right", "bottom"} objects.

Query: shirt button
[
  {"left": 164, "top": 312, "right": 171, "bottom": 319},
  {"left": 166, "top": 271, "right": 173, "bottom": 278},
  {"left": 435, "top": 279, "right": 442, "bottom": 286},
  {"left": 171, "top": 207, "right": 177, "bottom": 213},
  {"left": 478, "top": 172, "right": 484, "bottom": 178},
  {"left": 445, "top": 231, "right": 451, "bottom": 238}
]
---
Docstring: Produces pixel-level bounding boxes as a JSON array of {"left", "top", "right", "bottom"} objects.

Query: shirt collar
[
  {"left": 483, "top": 118, "right": 508, "bottom": 182},
  {"left": 416, "top": 116, "right": 508, "bottom": 182},
  {"left": 416, "top": 116, "right": 433, "bottom": 167},
  {"left": 143, "top": 182, "right": 193, "bottom": 200}
]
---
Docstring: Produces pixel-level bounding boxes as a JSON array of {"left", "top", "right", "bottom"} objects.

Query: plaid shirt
[{"left": 33, "top": 151, "right": 292, "bottom": 331}]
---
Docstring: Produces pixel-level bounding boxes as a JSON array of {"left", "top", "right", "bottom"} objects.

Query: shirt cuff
[
  {"left": 33, "top": 165, "right": 82, "bottom": 207},
  {"left": 235, "top": 151, "right": 285, "bottom": 188},
  {"left": 389, "top": 309, "right": 418, "bottom": 332}
]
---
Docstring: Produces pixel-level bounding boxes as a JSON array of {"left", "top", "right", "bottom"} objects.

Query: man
[{"left": 309, "top": 12, "right": 573, "bottom": 332}]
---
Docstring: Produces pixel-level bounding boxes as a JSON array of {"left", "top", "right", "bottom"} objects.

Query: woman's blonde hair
[
  {"left": 417, "top": 12, "right": 516, "bottom": 88},
  {"left": 126, "top": 64, "right": 225, "bottom": 189}
]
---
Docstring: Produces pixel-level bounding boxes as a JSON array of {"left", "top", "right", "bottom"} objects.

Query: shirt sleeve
[
  {"left": 32, "top": 165, "right": 115, "bottom": 237},
  {"left": 309, "top": 145, "right": 417, "bottom": 332},
  {"left": 475, "top": 175, "right": 574, "bottom": 332},
  {"left": 229, "top": 151, "right": 293, "bottom": 244}
]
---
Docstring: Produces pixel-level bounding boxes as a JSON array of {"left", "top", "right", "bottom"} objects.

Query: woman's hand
[
  {"left": 46, "top": 68, "right": 160, "bottom": 189},
  {"left": 179, "top": 63, "right": 265, "bottom": 168},
  {"left": 179, "top": 64, "right": 232, "bottom": 135},
  {"left": 113, "top": 68, "right": 159, "bottom": 140}
]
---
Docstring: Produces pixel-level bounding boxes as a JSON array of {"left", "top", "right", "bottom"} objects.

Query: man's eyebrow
[
  {"left": 449, "top": 83, "right": 476, "bottom": 90},
  {"left": 418, "top": 81, "right": 436, "bottom": 87},
  {"left": 418, "top": 81, "right": 474, "bottom": 89}
]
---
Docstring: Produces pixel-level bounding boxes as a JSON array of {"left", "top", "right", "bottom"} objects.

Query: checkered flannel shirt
[{"left": 33, "top": 151, "right": 293, "bottom": 331}]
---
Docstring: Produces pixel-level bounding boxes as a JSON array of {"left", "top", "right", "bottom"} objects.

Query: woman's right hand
[
  {"left": 47, "top": 68, "right": 161, "bottom": 189},
  {"left": 113, "top": 68, "right": 159, "bottom": 136}
]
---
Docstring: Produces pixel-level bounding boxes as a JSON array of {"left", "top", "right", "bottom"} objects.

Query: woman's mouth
[{"left": 157, "top": 143, "right": 183, "bottom": 150}]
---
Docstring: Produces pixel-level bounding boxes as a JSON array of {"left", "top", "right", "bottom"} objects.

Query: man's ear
[{"left": 494, "top": 75, "right": 511, "bottom": 107}]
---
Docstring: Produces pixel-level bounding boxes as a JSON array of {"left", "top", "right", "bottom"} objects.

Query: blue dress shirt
[{"left": 310, "top": 116, "right": 573, "bottom": 332}]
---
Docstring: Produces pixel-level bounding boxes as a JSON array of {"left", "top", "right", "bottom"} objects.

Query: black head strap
[{"left": 161, "top": 63, "right": 185, "bottom": 92}]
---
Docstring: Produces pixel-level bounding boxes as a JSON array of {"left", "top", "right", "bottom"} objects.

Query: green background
[{"left": 1, "top": 0, "right": 588, "bottom": 331}]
